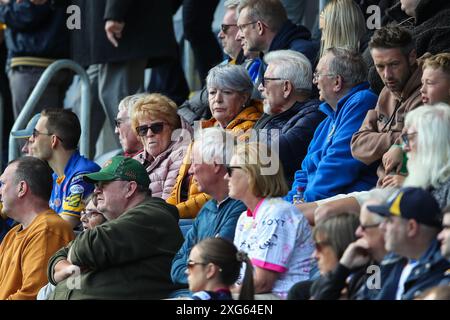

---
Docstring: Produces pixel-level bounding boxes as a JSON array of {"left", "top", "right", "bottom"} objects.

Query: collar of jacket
[
  {"left": 319, "top": 82, "right": 370, "bottom": 119},
  {"left": 394, "top": 63, "right": 422, "bottom": 102},
  {"left": 267, "top": 20, "right": 311, "bottom": 52},
  {"left": 405, "top": 239, "right": 450, "bottom": 281}
]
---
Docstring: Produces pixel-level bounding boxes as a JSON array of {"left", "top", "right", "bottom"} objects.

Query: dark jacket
[
  {"left": 372, "top": 240, "right": 450, "bottom": 300},
  {"left": 413, "top": 0, "right": 450, "bottom": 56},
  {"left": 70, "top": 0, "right": 178, "bottom": 66},
  {"left": 48, "top": 197, "right": 184, "bottom": 300},
  {"left": 253, "top": 99, "right": 325, "bottom": 186},
  {"left": 256, "top": 20, "right": 319, "bottom": 90},
  {"left": 0, "top": 1, "right": 70, "bottom": 66},
  {"left": 267, "top": 20, "right": 318, "bottom": 64}
]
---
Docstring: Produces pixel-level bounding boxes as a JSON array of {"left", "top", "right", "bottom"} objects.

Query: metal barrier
[{"left": 8, "top": 59, "right": 91, "bottom": 161}]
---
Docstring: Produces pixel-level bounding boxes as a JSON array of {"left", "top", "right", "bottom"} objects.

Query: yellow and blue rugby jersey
[{"left": 50, "top": 151, "right": 100, "bottom": 217}]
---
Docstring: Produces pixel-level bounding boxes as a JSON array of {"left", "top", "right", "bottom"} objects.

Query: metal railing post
[{"left": 8, "top": 59, "right": 91, "bottom": 161}]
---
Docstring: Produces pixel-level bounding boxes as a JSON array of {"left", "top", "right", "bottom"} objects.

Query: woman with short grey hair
[{"left": 203, "top": 64, "right": 261, "bottom": 131}]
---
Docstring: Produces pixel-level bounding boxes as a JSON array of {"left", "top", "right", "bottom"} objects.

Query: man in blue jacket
[
  {"left": 367, "top": 187, "right": 450, "bottom": 300},
  {"left": 253, "top": 49, "right": 325, "bottom": 186},
  {"left": 286, "top": 48, "right": 378, "bottom": 203},
  {"left": 170, "top": 127, "right": 246, "bottom": 297}
]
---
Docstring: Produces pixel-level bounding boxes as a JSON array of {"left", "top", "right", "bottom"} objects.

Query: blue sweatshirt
[
  {"left": 170, "top": 197, "right": 246, "bottom": 285},
  {"left": 286, "top": 82, "right": 378, "bottom": 202}
]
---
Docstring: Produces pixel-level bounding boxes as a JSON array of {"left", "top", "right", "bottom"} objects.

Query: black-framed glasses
[
  {"left": 32, "top": 128, "right": 63, "bottom": 142},
  {"left": 186, "top": 260, "right": 207, "bottom": 270},
  {"left": 262, "top": 77, "right": 283, "bottom": 87},
  {"left": 114, "top": 117, "right": 129, "bottom": 128},
  {"left": 401, "top": 132, "right": 418, "bottom": 147},
  {"left": 226, "top": 165, "right": 242, "bottom": 177},
  {"left": 360, "top": 222, "right": 381, "bottom": 231},
  {"left": 221, "top": 23, "right": 237, "bottom": 33},
  {"left": 237, "top": 21, "right": 258, "bottom": 31},
  {"left": 135, "top": 122, "right": 165, "bottom": 137}
]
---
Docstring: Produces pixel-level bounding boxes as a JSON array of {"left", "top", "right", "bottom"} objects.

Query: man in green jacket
[{"left": 47, "top": 156, "right": 184, "bottom": 299}]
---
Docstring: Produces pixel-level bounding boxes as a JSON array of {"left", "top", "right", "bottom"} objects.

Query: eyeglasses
[
  {"left": 262, "top": 77, "right": 283, "bottom": 87},
  {"left": 237, "top": 21, "right": 258, "bottom": 31},
  {"left": 135, "top": 122, "right": 165, "bottom": 136},
  {"left": 221, "top": 23, "right": 237, "bottom": 34},
  {"left": 32, "top": 128, "right": 63, "bottom": 142},
  {"left": 226, "top": 165, "right": 242, "bottom": 177},
  {"left": 313, "top": 72, "right": 336, "bottom": 82},
  {"left": 114, "top": 117, "right": 129, "bottom": 128},
  {"left": 186, "top": 260, "right": 207, "bottom": 270},
  {"left": 80, "top": 209, "right": 101, "bottom": 219},
  {"left": 360, "top": 222, "right": 381, "bottom": 231},
  {"left": 314, "top": 240, "right": 331, "bottom": 252},
  {"left": 401, "top": 132, "right": 418, "bottom": 147}
]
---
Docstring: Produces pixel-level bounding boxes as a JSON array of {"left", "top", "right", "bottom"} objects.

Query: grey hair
[
  {"left": 118, "top": 93, "right": 149, "bottom": 118},
  {"left": 325, "top": 47, "right": 367, "bottom": 87},
  {"left": 193, "top": 127, "right": 235, "bottom": 165},
  {"left": 264, "top": 49, "right": 312, "bottom": 92},
  {"left": 206, "top": 64, "right": 254, "bottom": 97},
  {"left": 224, "top": 0, "right": 240, "bottom": 8}
]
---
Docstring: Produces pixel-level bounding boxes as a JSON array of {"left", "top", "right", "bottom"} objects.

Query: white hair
[
  {"left": 263, "top": 49, "right": 312, "bottom": 92},
  {"left": 118, "top": 93, "right": 149, "bottom": 118},
  {"left": 193, "top": 127, "right": 235, "bottom": 165},
  {"left": 404, "top": 104, "right": 450, "bottom": 188},
  {"left": 224, "top": 0, "right": 240, "bottom": 8}
]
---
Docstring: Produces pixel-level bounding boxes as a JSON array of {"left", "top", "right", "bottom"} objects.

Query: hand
[
  {"left": 105, "top": 20, "right": 125, "bottom": 47},
  {"left": 382, "top": 146, "right": 404, "bottom": 174},
  {"left": 314, "top": 205, "right": 336, "bottom": 225},
  {"left": 53, "top": 260, "right": 80, "bottom": 283},
  {"left": 380, "top": 174, "right": 406, "bottom": 188},
  {"left": 339, "top": 238, "right": 371, "bottom": 269}
]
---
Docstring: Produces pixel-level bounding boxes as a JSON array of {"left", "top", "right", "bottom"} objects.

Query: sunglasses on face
[
  {"left": 135, "top": 122, "right": 165, "bottom": 137},
  {"left": 360, "top": 222, "right": 381, "bottom": 232},
  {"left": 114, "top": 117, "right": 129, "bottom": 128},
  {"left": 186, "top": 260, "right": 207, "bottom": 270},
  {"left": 221, "top": 23, "right": 237, "bottom": 33},
  {"left": 226, "top": 165, "right": 242, "bottom": 177},
  {"left": 314, "top": 240, "right": 331, "bottom": 252}
]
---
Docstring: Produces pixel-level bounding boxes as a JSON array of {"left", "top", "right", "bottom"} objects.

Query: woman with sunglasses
[
  {"left": 167, "top": 64, "right": 262, "bottom": 219},
  {"left": 288, "top": 212, "right": 359, "bottom": 300},
  {"left": 131, "top": 93, "right": 192, "bottom": 199},
  {"left": 186, "top": 237, "right": 254, "bottom": 300},
  {"left": 226, "top": 143, "right": 315, "bottom": 299}
]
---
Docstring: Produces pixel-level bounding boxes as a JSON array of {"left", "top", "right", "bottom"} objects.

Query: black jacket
[
  {"left": 70, "top": 0, "right": 178, "bottom": 66},
  {"left": 0, "top": 1, "right": 69, "bottom": 64},
  {"left": 253, "top": 99, "right": 325, "bottom": 186}
]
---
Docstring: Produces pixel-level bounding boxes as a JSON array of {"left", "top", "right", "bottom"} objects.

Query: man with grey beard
[{"left": 252, "top": 49, "right": 324, "bottom": 185}]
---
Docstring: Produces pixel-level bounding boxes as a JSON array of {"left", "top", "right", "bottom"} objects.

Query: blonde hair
[
  {"left": 131, "top": 93, "right": 181, "bottom": 136},
  {"left": 320, "top": 0, "right": 366, "bottom": 57},
  {"left": 233, "top": 142, "right": 288, "bottom": 198},
  {"left": 422, "top": 52, "right": 450, "bottom": 77}
]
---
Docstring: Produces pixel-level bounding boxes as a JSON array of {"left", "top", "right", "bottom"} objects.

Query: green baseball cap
[{"left": 83, "top": 156, "right": 150, "bottom": 188}]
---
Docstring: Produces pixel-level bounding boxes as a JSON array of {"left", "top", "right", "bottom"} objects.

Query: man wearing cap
[
  {"left": 46, "top": 156, "right": 184, "bottom": 299},
  {"left": 11, "top": 113, "right": 40, "bottom": 156},
  {"left": 368, "top": 187, "right": 450, "bottom": 300},
  {"left": 28, "top": 108, "right": 100, "bottom": 229}
]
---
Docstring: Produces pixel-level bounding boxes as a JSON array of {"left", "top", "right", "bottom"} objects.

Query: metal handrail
[{"left": 8, "top": 59, "right": 91, "bottom": 161}]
